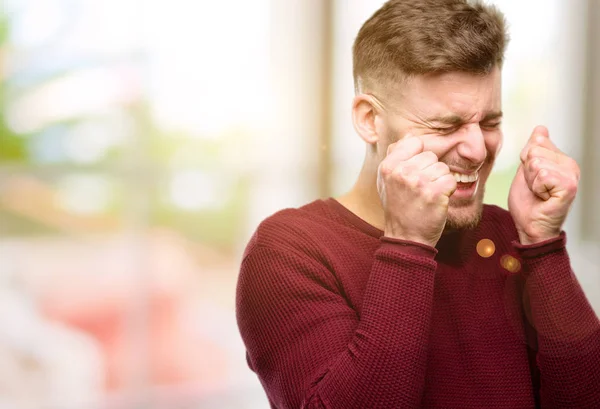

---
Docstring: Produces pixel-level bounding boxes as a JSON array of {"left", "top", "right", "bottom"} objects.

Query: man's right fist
[{"left": 377, "top": 135, "right": 457, "bottom": 248}]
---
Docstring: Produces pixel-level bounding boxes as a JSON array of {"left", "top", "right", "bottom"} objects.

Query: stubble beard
[{"left": 444, "top": 183, "right": 486, "bottom": 231}]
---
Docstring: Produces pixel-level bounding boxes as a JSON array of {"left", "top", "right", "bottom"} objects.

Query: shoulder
[
  {"left": 243, "top": 199, "right": 339, "bottom": 260},
  {"left": 238, "top": 200, "right": 342, "bottom": 295}
]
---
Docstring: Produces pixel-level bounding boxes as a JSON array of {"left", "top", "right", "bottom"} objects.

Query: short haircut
[{"left": 353, "top": 0, "right": 509, "bottom": 93}]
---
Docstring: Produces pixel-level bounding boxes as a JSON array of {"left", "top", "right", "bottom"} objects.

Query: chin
[{"left": 445, "top": 188, "right": 486, "bottom": 231}]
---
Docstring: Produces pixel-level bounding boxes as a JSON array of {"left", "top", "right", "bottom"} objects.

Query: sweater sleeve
[
  {"left": 514, "top": 233, "right": 600, "bottom": 408},
  {"left": 236, "top": 240, "right": 438, "bottom": 409}
]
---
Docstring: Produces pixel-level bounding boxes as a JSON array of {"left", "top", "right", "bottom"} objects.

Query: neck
[{"left": 337, "top": 157, "right": 386, "bottom": 232}]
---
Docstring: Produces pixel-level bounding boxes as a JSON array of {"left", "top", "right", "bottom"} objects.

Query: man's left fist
[{"left": 508, "top": 126, "right": 580, "bottom": 245}]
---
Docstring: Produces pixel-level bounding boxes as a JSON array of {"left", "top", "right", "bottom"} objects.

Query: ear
[{"left": 352, "top": 94, "right": 381, "bottom": 145}]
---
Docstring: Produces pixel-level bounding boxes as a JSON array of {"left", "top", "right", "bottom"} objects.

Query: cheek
[
  {"left": 485, "top": 132, "right": 503, "bottom": 161},
  {"left": 377, "top": 128, "right": 399, "bottom": 158},
  {"left": 375, "top": 140, "right": 390, "bottom": 161}
]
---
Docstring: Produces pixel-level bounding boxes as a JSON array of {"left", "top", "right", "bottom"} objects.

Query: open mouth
[
  {"left": 456, "top": 181, "right": 476, "bottom": 190},
  {"left": 451, "top": 171, "right": 479, "bottom": 194},
  {"left": 452, "top": 171, "right": 478, "bottom": 183}
]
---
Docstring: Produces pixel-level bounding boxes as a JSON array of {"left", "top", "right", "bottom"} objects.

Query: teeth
[{"left": 452, "top": 171, "right": 478, "bottom": 183}]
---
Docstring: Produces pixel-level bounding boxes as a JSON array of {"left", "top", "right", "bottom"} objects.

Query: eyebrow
[
  {"left": 426, "top": 111, "right": 503, "bottom": 126},
  {"left": 481, "top": 111, "right": 504, "bottom": 122}
]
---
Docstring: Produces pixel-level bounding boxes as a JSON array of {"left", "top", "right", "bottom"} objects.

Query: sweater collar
[{"left": 325, "top": 197, "right": 477, "bottom": 260}]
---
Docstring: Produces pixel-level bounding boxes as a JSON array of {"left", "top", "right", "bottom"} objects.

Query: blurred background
[{"left": 0, "top": 0, "right": 598, "bottom": 408}]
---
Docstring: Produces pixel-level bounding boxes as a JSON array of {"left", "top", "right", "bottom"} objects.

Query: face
[{"left": 375, "top": 68, "right": 503, "bottom": 231}]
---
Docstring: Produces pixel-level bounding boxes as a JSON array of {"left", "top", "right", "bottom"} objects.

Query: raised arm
[
  {"left": 515, "top": 234, "right": 600, "bottom": 408},
  {"left": 237, "top": 135, "right": 458, "bottom": 408}
]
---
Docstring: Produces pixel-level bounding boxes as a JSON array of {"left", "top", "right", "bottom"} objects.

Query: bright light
[
  {"left": 169, "top": 170, "right": 225, "bottom": 211},
  {"left": 7, "top": 66, "right": 139, "bottom": 134},
  {"left": 144, "top": 0, "right": 271, "bottom": 137}
]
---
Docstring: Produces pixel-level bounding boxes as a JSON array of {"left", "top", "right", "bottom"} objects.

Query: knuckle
[
  {"left": 400, "top": 164, "right": 416, "bottom": 176},
  {"left": 405, "top": 174, "right": 419, "bottom": 188},
  {"left": 527, "top": 146, "right": 540, "bottom": 160},
  {"left": 424, "top": 151, "right": 438, "bottom": 162},
  {"left": 529, "top": 158, "right": 542, "bottom": 172},
  {"left": 438, "top": 162, "right": 450, "bottom": 173},
  {"left": 400, "top": 137, "right": 418, "bottom": 153},
  {"left": 520, "top": 147, "right": 528, "bottom": 162},
  {"left": 379, "top": 163, "right": 393, "bottom": 177},
  {"left": 411, "top": 138, "right": 424, "bottom": 151},
  {"left": 421, "top": 187, "right": 436, "bottom": 203},
  {"left": 395, "top": 167, "right": 408, "bottom": 179},
  {"left": 433, "top": 162, "right": 447, "bottom": 175}
]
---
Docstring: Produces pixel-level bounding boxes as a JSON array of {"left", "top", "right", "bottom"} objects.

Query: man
[{"left": 236, "top": 0, "right": 600, "bottom": 408}]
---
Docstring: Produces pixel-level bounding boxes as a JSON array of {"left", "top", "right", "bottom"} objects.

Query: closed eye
[
  {"left": 431, "top": 121, "right": 501, "bottom": 134},
  {"left": 481, "top": 122, "right": 502, "bottom": 130},
  {"left": 431, "top": 126, "right": 459, "bottom": 135}
]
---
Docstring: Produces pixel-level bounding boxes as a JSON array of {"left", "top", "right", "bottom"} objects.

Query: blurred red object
[{"left": 25, "top": 231, "right": 229, "bottom": 394}]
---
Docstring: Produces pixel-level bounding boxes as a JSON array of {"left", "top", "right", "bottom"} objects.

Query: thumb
[
  {"left": 531, "top": 125, "right": 562, "bottom": 154},
  {"left": 525, "top": 125, "right": 550, "bottom": 148},
  {"left": 521, "top": 125, "right": 555, "bottom": 163},
  {"left": 530, "top": 125, "right": 549, "bottom": 142}
]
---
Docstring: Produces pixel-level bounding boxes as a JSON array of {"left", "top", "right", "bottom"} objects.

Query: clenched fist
[
  {"left": 508, "top": 126, "right": 580, "bottom": 245},
  {"left": 378, "top": 135, "right": 457, "bottom": 248}
]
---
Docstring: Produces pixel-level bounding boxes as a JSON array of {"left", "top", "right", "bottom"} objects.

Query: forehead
[{"left": 397, "top": 68, "right": 502, "bottom": 121}]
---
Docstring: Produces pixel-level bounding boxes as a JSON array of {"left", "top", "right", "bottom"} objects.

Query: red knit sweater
[{"left": 236, "top": 199, "right": 600, "bottom": 408}]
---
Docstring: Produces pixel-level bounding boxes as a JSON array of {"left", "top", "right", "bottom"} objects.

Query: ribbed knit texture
[{"left": 236, "top": 199, "right": 600, "bottom": 409}]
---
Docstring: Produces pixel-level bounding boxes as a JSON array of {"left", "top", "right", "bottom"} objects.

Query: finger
[
  {"left": 529, "top": 161, "right": 578, "bottom": 202},
  {"left": 403, "top": 150, "right": 439, "bottom": 171},
  {"left": 520, "top": 139, "right": 564, "bottom": 165},
  {"left": 531, "top": 168, "right": 560, "bottom": 201},
  {"left": 389, "top": 151, "right": 438, "bottom": 181},
  {"left": 527, "top": 145, "right": 581, "bottom": 179},
  {"left": 520, "top": 126, "right": 561, "bottom": 163},
  {"left": 525, "top": 145, "right": 562, "bottom": 165},
  {"left": 521, "top": 126, "right": 548, "bottom": 163},
  {"left": 381, "top": 137, "right": 425, "bottom": 176},
  {"left": 530, "top": 125, "right": 549, "bottom": 141},
  {"left": 526, "top": 125, "right": 551, "bottom": 147},
  {"left": 421, "top": 161, "right": 450, "bottom": 181},
  {"left": 533, "top": 134, "right": 561, "bottom": 153},
  {"left": 432, "top": 173, "right": 457, "bottom": 197},
  {"left": 386, "top": 134, "right": 424, "bottom": 160},
  {"left": 523, "top": 157, "right": 564, "bottom": 189}
]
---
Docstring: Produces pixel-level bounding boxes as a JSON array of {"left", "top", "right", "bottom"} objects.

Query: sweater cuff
[
  {"left": 512, "top": 231, "right": 566, "bottom": 259},
  {"left": 380, "top": 236, "right": 438, "bottom": 259}
]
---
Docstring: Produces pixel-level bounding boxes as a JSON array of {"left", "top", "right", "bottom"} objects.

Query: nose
[{"left": 457, "top": 123, "right": 487, "bottom": 165}]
